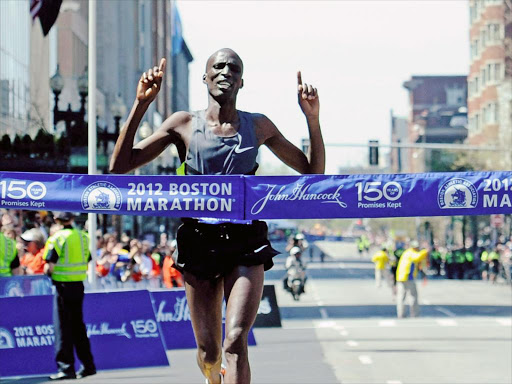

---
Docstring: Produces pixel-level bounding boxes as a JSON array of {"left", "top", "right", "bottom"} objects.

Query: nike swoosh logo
[
  {"left": 234, "top": 133, "right": 254, "bottom": 154},
  {"left": 254, "top": 245, "right": 268, "bottom": 253}
]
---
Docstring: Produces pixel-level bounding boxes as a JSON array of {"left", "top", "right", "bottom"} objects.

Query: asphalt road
[{"left": 5, "top": 241, "right": 511, "bottom": 384}]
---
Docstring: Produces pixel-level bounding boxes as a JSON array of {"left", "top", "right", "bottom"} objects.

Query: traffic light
[{"left": 369, "top": 140, "right": 379, "bottom": 166}]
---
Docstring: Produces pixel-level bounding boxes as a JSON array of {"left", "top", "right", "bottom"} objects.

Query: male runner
[{"left": 110, "top": 48, "right": 325, "bottom": 383}]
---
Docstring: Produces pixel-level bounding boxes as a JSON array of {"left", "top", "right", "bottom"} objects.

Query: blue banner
[
  {"left": 151, "top": 289, "right": 256, "bottom": 350},
  {"left": 244, "top": 171, "right": 512, "bottom": 219},
  {"left": 0, "top": 171, "right": 511, "bottom": 219},
  {"left": 0, "top": 290, "right": 168, "bottom": 378},
  {"left": 0, "top": 172, "right": 244, "bottom": 219}
]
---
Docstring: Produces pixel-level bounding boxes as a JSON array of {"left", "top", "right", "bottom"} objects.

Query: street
[{"left": 5, "top": 241, "right": 512, "bottom": 384}]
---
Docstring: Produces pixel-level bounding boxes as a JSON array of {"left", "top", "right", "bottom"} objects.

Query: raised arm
[
  {"left": 262, "top": 71, "right": 325, "bottom": 174},
  {"left": 109, "top": 58, "right": 185, "bottom": 174}
]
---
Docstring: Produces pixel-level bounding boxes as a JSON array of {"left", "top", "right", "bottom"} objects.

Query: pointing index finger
[
  {"left": 297, "top": 71, "right": 302, "bottom": 86},
  {"left": 159, "top": 58, "right": 166, "bottom": 73}
]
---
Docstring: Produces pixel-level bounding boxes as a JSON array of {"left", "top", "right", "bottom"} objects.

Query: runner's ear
[
  {"left": 202, "top": 74, "right": 207, "bottom": 83},
  {"left": 240, "top": 79, "right": 244, "bottom": 89}
]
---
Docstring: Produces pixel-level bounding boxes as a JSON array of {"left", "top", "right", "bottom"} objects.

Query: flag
[
  {"left": 171, "top": 1, "right": 183, "bottom": 56},
  {"left": 31, "top": 0, "right": 63, "bottom": 36},
  {"left": 30, "top": 0, "right": 43, "bottom": 20}
]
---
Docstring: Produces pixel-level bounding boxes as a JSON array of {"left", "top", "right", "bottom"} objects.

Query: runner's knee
[{"left": 223, "top": 326, "right": 248, "bottom": 356}]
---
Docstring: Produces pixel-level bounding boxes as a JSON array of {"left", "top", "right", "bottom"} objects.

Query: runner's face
[{"left": 204, "top": 50, "right": 243, "bottom": 99}]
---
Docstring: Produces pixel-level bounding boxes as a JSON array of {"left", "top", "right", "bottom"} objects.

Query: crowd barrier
[
  {"left": 0, "top": 290, "right": 167, "bottom": 378},
  {"left": 1, "top": 171, "right": 510, "bottom": 219},
  {"left": 0, "top": 282, "right": 280, "bottom": 378}
]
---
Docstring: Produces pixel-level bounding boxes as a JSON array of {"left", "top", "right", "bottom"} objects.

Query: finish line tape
[{"left": 0, "top": 171, "right": 510, "bottom": 219}]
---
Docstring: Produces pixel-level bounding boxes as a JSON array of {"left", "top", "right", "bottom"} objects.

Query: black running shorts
[{"left": 174, "top": 219, "right": 280, "bottom": 280}]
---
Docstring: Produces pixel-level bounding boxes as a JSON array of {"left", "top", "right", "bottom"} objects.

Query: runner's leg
[
  {"left": 223, "top": 264, "right": 265, "bottom": 384},
  {"left": 184, "top": 272, "right": 224, "bottom": 384}
]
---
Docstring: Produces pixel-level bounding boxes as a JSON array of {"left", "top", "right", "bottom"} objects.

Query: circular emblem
[
  {"left": 438, "top": 178, "right": 478, "bottom": 209},
  {"left": 81, "top": 181, "right": 122, "bottom": 211},
  {"left": 0, "top": 328, "right": 15, "bottom": 349}
]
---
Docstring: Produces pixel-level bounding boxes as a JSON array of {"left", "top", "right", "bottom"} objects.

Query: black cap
[{"left": 54, "top": 211, "right": 75, "bottom": 221}]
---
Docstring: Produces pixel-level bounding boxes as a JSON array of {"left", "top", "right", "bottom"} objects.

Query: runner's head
[{"left": 203, "top": 48, "right": 244, "bottom": 101}]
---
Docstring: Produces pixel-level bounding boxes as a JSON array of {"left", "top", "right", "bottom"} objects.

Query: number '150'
[{"left": 0, "top": 181, "right": 47, "bottom": 200}]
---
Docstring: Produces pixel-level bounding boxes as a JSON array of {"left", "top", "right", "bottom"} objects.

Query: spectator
[
  {"left": 162, "top": 240, "right": 184, "bottom": 288},
  {"left": 19, "top": 228, "right": 46, "bottom": 275},
  {"left": 371, "top": 247, "right": 389, "bottom": 288}
]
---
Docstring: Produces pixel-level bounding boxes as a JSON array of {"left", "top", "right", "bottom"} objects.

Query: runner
[{"left": 110, "top": 48, "right": 325, "bottom": 383}]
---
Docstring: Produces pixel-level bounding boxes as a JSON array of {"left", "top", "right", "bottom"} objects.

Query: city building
[
  {"left": 467, "top": 0, "right": 511, "bottom": 169},
  {"left": 402, "top": 75, "right": 468, "bottom": 172},
  {"left": 0, "top": 1, "right": 33, "bottom": 138}
]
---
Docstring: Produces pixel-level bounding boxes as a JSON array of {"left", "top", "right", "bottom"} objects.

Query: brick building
[
  {"left": 467, "top": 0, "right": 511, "bottom": 169},
  {"left": 402, "top": 76, "right": 468, "bottom": 172}
]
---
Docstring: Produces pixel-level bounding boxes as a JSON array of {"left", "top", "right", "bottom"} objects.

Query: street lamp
[
  {"left": 110, "top": 93, "right": 127, "bottom": 135},
  {"left": 50, "top": 65, "right": 88, "bottom": 144}
]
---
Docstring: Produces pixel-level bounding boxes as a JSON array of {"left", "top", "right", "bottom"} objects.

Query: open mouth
[{"left": 217, "top": 81, "right": 232, "bottom": 88}]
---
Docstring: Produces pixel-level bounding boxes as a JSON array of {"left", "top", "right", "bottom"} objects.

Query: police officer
[
  {"left": 0, "top": 224, "right": 21, "bottom": 277},
  {"left": 43, "top": 212, "right": 96, "bottom": 380}
]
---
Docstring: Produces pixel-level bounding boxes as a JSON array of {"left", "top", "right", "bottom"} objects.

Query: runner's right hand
[{"left": 137, "top": 58, "right": 166, "bottom": 104}]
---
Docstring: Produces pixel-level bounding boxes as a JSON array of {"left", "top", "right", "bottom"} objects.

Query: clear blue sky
[{"left": 177, "top": 0, "right": 470, "bottom": 174}]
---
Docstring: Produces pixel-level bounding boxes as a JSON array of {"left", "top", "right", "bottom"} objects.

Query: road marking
[
  {"left": 316, "top": 320, "right": 335, "bottom": 328},
  {"left": 435, "top": 306, "right": 456, "bottom": 317},
  {"left": 496, "top": 318, "right": 512, "bottom": 326},
  {"left": 358, "top": 355, "right": 373, "bottom": 364},
  {"left": 339, "top": 330, "right": 349, "bottom": 336},
  {"left": 387, "top": 380, "right": 402, "bottom": 384},
  {"left": 333, "top": 324, "right": 345, "bottom": 330},
  {"left": 317, "top": 300, "right": 325, "bottom": 306},
  {"left": 338, "top": 263, "right": 347, "bottom": 268},
  {"left": 378, "top": 320, "right": 396, "bottom": 327},
  {"left": 437, "top": 319, "right": 457, "bottom": 327},
  {"left": 319, "top": 308, "right": 329, "bottom": 319},
  {"left": 346, "top": 340, "right": 359, "bottom": 347},
  {"left": 422, "top": 299, "right": 431, "bottom": 305}
]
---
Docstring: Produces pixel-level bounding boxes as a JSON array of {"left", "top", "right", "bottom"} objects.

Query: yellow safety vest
[
  {"left": 371, "top": 250, "right": 389, "bottom": 270},
  {"left": 396, "top": 248, "right": 426, "bottom": 282},
  {"left": 0, "top": 232, "right": 17, "bottom": 277},
  {"left": 43, "top": 228, "right": 90, "bottom": 282}
]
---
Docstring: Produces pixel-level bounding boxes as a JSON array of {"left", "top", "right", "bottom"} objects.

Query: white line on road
[
  {"left": 496, "top": 318, "right": 512, "bottom": 326},
  {"left": 316, "top": 320, "right": 336, "bottom": 328},
  {"left": 333, "top": 324, "right": 345, "bottom": 330},
  {"left": 422, "top": 299, "right": 431, "bottom": 305},
  {"left": 437, "top": 319, "right": 458, "bottom": 327},
  {"left": 435, "top": 306, "right": 456, "bottom": 317},
  {"left": 387, "top": 380, "right": 402, "bottom": 384},
  {"left": 339, "top": 330, "right": 349, "bottom": 336},
  {"left": 378, "top": 320, "right": 396, "bottom": 327},
  {"left": 338, "top": 263, "right": 347, "bottom": 268},
  {"left": 319, "top": 308, "right": 329, "bottom": 319},
  {"left": 347, "top": 340, "right": 359, "bottom": 347},
  {"left": 317, "top": 300, "right": 325, "bottom": 306},
  {"left": 358, "top": 355, "right": 373, "bottom": 364}
]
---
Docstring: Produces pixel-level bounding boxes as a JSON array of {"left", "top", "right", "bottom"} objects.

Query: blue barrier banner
[
  {"left": 0, "top": 275, "right": 53, "bottom": 297},
  {"left": 150, "top": 289, "right": 256, "bottom": 350},
  {"left": 245, "top": 171, "right": 512, "bottom": 219},
  {"left": 0, "top": 295, "right": 55, "bottom": 377},
  {"left": 0, "top": 171, "right": 244, "bottom": 219},
  {"left": 83, "top": 290, "right": 168, "bottom": 370},
  {"left": 0, "top": 290, "right": 168, "bottom": 378},
  {"left": 1, "top": 171, "right": 511, "bottom": 219}
]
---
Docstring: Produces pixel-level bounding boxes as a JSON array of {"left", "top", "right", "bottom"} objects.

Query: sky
[{"left": 176, "top": 0, "right": 470, "bottom": 174}]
